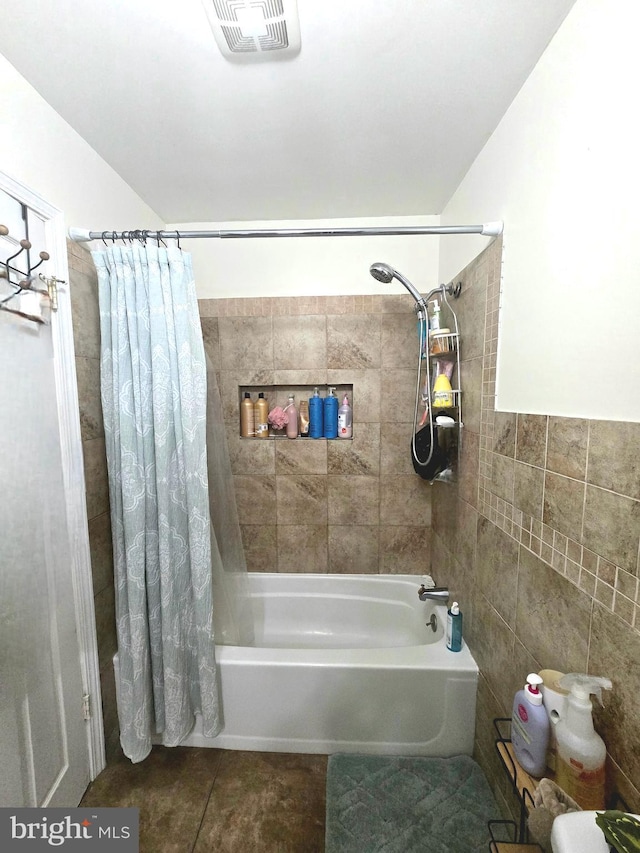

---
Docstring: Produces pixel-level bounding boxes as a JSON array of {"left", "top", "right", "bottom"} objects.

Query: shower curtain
[{"left": 93, "top": 244, "right": 249, "bottom": 763}]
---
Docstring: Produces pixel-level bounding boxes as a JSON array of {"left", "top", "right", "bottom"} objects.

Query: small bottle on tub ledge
[{"left": 446, "top": 601, "right": 463, "bottom": 652}]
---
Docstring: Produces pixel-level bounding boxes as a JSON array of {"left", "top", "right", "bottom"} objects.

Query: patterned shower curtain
[{"left": 92, "top": 244, "right": 220, "bottom": 763}]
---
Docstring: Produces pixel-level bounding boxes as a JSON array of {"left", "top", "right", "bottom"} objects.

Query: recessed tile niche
[{"left": 239, "top": 384, "right": 354, "bottom": 438}]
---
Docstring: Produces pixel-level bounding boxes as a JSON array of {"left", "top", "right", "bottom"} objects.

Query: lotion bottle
[
  {"left": 337, "top": 394, "right": 352, "bottom": 439},
  {"left": 240, "top": 391, "right": 255, "bottom": 437},
  {"left": 554, "top": 673, "right": 612, "bottom": 810},
  {"left": 511, "top": 673, "right": 550, "bottom": 777}
]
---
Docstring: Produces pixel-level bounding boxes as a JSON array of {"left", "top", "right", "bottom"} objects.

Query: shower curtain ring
[
  {"left": 174, "top": 231, "right": 182, "bottom": 251},
  {"left": 102, "top": 231, "right": 109, "bottom": 245}
]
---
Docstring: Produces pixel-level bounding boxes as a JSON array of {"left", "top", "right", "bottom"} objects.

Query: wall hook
[{"left": 28, "top": 250, "right": 50, "bottom": 276}]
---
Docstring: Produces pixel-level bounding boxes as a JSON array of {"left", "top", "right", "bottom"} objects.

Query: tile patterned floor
[{"left": 80, "top": 747, "right": 327, "bottom": 853}]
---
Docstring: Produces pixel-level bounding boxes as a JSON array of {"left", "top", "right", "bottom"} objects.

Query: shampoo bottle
[
  {"left": 323, "top": 386, "right": 338, "bottom": 439},
  {"left": 446, "top": 601, "right": 462, "bottom": 652},
  {"left": 338, "top": 394, "right": 352, "bottom": 439},
  {"left": 254, "top": 392, "right": 269, "bottom": 438},
  {"left": 554, "top": 673, "right": 612, "bottom": 810},
  {"left": 285, "top": 395, "right": 298, "bottom": 439},
  {"left": 511, "top": 673, "right": 550, "bottom": 777},
  {"left": 240, "top": 392, "right": 255, "bottom": 437},
  {"left": 309, "top": 387, "right": 323, "bottom": 438}
]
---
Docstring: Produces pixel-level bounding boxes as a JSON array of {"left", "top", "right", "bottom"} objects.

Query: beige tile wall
[
  {"left": 67, "top": 240, "right": 120, "bottom": 762},
  {"left": 430, "top": 236, "right": 640, "bottom": 816},
  {"left": 198, "top": 294, "right": 433, "bottom": 575}
]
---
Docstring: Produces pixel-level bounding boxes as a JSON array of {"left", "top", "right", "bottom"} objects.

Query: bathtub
[{"left": 177, "top": 573, "right": 479, "bottom": 756}]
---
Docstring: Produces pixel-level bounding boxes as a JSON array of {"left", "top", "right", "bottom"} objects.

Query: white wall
[
  {"left": 167, "top": 216, "right": 442, "bottom": 299},
  {"left": 439, "top": 0, "right": 640, "bottom": 422},
  {"left": 0, "top": 54, "right": 162, "bottom": 231}
]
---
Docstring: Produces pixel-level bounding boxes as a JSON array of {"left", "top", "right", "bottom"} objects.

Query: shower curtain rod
[{"left": 68, "top": 222, "right": 503, "bottom": 243}]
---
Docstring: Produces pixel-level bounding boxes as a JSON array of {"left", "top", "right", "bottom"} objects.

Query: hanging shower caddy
[{"left": 411, "top": 282, "right": 463, "bottom": 483}]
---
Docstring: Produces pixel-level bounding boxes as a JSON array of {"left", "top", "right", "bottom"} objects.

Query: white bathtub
[{"left": 178, "top": 573, "right": 479, "bottom": 756}]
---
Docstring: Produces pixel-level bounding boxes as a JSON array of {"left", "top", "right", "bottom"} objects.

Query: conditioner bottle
[
  {"left": 323, "top": 386, "right": 338, "bottom": 439},
  {"left": 254, "top": 392, "right": 269, "bottom": 438}
]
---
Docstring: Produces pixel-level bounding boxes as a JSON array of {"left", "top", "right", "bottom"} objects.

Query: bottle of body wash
[{"left": 511, "top": 673, "right": 550, "bottom": 777}]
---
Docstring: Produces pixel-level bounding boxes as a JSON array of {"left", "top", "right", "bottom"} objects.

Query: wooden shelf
[
  {"left": 496, "top": 740, "right": 542, "bottom": 810},
  {"left": 492, "top": 718, "right": 550, "bottom": 847}
]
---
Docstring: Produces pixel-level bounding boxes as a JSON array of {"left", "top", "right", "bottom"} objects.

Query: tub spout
[{"left": 418, "top": 585, "right": 450, "bottom": 603}]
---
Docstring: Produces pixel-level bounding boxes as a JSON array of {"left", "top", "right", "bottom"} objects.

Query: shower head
[
  {"left": 369, "top": 262, "right": 427, "bottom": 308},
  {"left": 369, "top": 262, "right": 395, "bottom": 284}
]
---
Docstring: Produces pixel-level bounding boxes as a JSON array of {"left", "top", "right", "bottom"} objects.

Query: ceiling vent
[{"left": 202, "top": 0, "right": 301, "bottom": 62}]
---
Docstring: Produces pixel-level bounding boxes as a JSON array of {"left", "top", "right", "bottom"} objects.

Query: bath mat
[{"left": 325, "top": 753, "right": 501, "bottom": 853}]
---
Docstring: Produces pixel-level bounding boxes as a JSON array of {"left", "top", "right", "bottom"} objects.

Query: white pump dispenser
[{"left": 554, "top": 673, "right": 612, "bottom": 810}]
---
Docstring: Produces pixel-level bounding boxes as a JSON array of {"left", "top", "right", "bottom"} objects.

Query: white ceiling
[{"left": 2, "top": 0, "right": 576, "bottom": 223}]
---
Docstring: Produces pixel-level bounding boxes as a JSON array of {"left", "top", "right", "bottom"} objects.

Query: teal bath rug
[{"left": 325, "top": 753, "right": 501, "bottom": 853}]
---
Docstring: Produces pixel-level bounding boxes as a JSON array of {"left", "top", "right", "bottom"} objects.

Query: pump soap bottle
[
  {"left": 309, "top": 387, "right": 323, "bottom": 439},
  {"left": 554, "top": 673, "right": 612, "bottom": 810},
  {"left": 511, "top": 673, "right": 550, "bottom": 777},
  {"left": 323, "top": 387, "right": 338, "bottom": 439}
]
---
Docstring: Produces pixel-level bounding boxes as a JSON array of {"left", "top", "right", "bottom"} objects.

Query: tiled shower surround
[
  {"left": 69, "top": 237, "right": 640, "bottom": 812},
  {"left": 430, "top": 236, "right": 640, "bottom": 816},
  {"left": 198, "top": 294, "right": 434, "bottom": 575}
]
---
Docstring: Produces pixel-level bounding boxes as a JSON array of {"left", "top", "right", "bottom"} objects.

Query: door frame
[{"left": 0, "top": 169, "right": 106, "bottom": 781}]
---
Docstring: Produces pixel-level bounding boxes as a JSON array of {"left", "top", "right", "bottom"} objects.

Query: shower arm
[{"left": 68, "top": 222, "right": 503, "bottom": 242}]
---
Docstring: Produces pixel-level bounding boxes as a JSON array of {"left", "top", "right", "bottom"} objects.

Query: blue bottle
[
  {"left": 323, "top": 386, "right": 338, "bottom": 439},
  {"left": 309, "top": 387, "right": 323, "bottom": 438},
  {"left": 446, "top": 601, "right": 463, "bottom": 652}
]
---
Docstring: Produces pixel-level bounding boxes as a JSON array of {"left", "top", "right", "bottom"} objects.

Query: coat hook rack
[{"left": 0, "top": 222, "right": 58, "bottom": 325}]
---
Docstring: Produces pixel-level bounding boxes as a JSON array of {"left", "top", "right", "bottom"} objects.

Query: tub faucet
[{"left": 418, "top": 585, "right": 450, "bottom": 603}]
